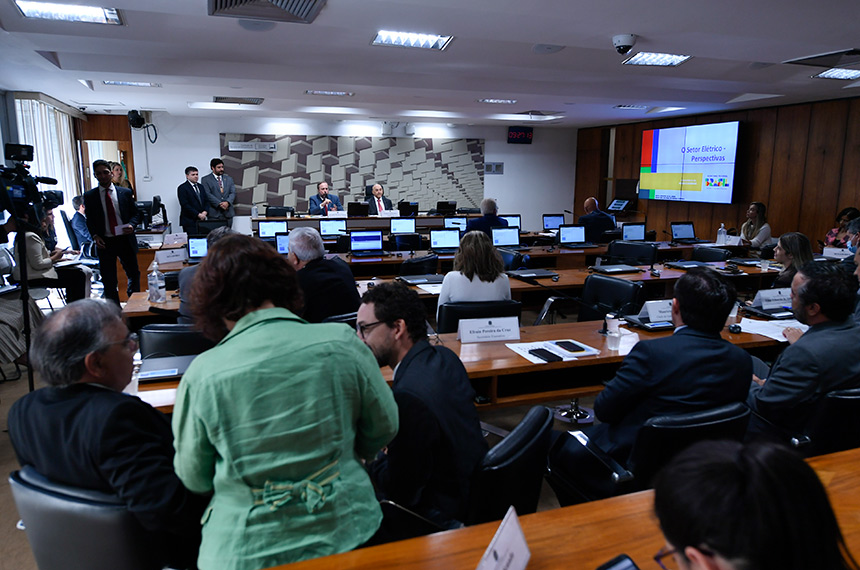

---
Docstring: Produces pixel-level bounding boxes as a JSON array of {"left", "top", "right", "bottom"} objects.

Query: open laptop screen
[
  {"left": 671, "top": 222, "right": 696, "bottom": 240},
  {"left": 319, "top": 219, "right": 347, "bottom": 237},
  {"left": 259, "top": 221, "right": 287, "bottom": 238},
  {"left": 492, "top": 227, "right": 520, "bottom": 247},
  {"left": 390, "top": 218, "right": 416, "bottom": 234},
  {"left": 275, "top": 232, "right": 290, "bottom": 255},
  {"left": 558, "top": 225, "right": 586, "bottom": 244},
  {"left": 444, "top": 217, "right": 467, "bottom": 231},
  {"left": 350, "top": 230, "right": 383, "bottom": 252},
  {"left": 543, "top": 214, "right": 564, "bottom": 230},
  {"left": 622, "top": 223, "right": 646, "bottom": 241},
  {"left": 499, "top": 215, "right": 521, "bottom": 229},
  {"left": 187, "top": 237, "right": 207, "bottom": 260},
  {"left": 430, "top": 229, "right": 460, "bottom": 249}
]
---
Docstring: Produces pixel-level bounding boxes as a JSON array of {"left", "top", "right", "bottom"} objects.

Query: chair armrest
[
  {"left": 379, "top": 499, "right": 450, "bottom": 533},
  {"left": 566, "top": 430, "right": 633, "bottom": 483}
]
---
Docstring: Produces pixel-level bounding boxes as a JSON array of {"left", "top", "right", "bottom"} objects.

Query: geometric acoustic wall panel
[{"left": 220, "top": 133, "right": 484, "bottom": 215}]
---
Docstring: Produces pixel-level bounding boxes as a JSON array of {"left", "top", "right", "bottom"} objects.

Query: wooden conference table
[{"left": 274, "top": 447, "right": 860, "bottom": 570}]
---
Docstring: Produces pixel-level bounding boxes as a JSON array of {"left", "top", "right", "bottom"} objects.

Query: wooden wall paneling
[
  {"left": 767, "top": 104, "right": 812, "bottom": 237},
  {"left": 574, "top": 128, "right": 604, "bottom": 214},
  {"left": 76, "top": 114, "right": 132, "bottom": 141},
  {"left": 800, "top": 99, "right": 850, "bottom": 246},
  {"left": 613, "top": 124, "right": 636, "bottom": 179},
  {"left": 838, "top": 98, "right": 860, "bottom": 212}
]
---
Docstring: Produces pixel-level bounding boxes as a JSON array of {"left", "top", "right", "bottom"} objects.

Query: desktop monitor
[
  {"left": 607, "top": 199, "right": 629, "bottom": 212},
  {"left": 435, "top": 200, "right": 457, "bottom": 214},
  {"left": 347, "top": 201, "right": 370, "bottom": 217},
  {"left": 430, "top": 229, "right": 460, "bottom": 249},
  {"left": 319, "top": 219, "right": 347, "bottom": 238},
  {"left": 558, "top": 224, "right": 587, "bottom": 245},
  {"left": 491, "top": 226, "right": 520, "bottom": 248},
  {"left": 444, "top": 217, "right": 467, "bottom": 231},
  {"left": 671, "top": 222, "right": 697, "bottom": 240},
  {"left": 350, "top": 230, "right": 384, "bottom": 253},
  {"left": 622, "top": 222, "right": 646, "bottom": 241},
  {"left": 259, "top": 220, "right": 287, "bottom": 238},
  {"left": 543, "top": 214, "right": 565, "bottom": 230},
  {"left": 398, "top": 202, "right": 419, "bottom": 217},
  {"left": 275, "top": 232, "right": 290, "bottom": 255},
  {"left": 390, "top": 218, "right": 416, "bottom": 234},
  {"left": 499, "top": 215, "right": 521, "bottom": 229}
]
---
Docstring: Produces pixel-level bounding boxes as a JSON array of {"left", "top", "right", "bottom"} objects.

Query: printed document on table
[
  {"left": 738, "top": 318, "right": 808, "bottom": 342},
  {"left": 417, "top": 284, "right": 443, "bottom": 295}
]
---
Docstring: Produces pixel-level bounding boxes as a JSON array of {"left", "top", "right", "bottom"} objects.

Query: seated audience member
[
  {"left": 841, "top": 218, "right": 860, "bottom": 275},
  {"left": 12, "top": 207, "right": 91, "bottom": 302},
  {"left": 437, "top": 230, "right": 511, "bottom": 319},
  {"left": 308, "top": 181, "right": 343, "bottom": 215},
  {"left": 825, "top": 207, "right": 860, "bottom": 248},
  {"left": 177, "top": 225, "right": 235, "bottom": 324},
  {"left": 747, "top": 262, "right": 860, "bottom": 440},
  {"left": 173, "top": 234, "right": 397, "bottom": 570},
  {"left": 366, "top": 183, "right": 393, "bottom": 215},
  {"left": 771, "top": 232, "right": 814, "bottom": 289},
  {"left": 653, "top": 440, "right": 860, "bottom": 570},
  {"left": 70, "top": 195, "right": 92, "bottom": 246},
  {"left": 740, "top": 201, "right": 772, "bottom": 248},
  {"left": 287, "top": 226, "right": 360, "bottom": 322},
  {"left": 359, "top": 283, "right": 487, "bottom": 537},
  {"left": 9, "top": 299, "right": 206, "bottom": 569},
  {"left": 465, "top": 197, "right": 507, "bottom": 236},
  {"left": 578, "top": 196, "right": 616, "bottom": 244}
]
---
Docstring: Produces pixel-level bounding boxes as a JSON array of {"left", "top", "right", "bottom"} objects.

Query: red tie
[
  {"left": 377, "top": 198, "right": 383, "bottom": 213},
  {"left": 104, "top": 188, "right": 119, "bottom": 234}
]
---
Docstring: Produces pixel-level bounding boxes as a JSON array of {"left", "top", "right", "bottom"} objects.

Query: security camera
[{"left": 612, "top": 34, "right": 637, "bottom": 55}]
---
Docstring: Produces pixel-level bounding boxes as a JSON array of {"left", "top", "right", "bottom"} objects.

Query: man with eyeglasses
[
  {"left": 356, "top": 282, "right": 487, "bottom": 539},
  {"left": 8, "top": 299, "right": 207, "bottom": 569}
]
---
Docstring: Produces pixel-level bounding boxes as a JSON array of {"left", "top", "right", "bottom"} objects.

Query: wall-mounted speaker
[{"left": 128, "top": 110, "right": 146, "bottom": 128}]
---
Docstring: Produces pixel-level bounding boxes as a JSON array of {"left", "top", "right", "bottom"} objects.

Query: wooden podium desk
[{"left": 272, "top": 447, "right": 860, "bottom": 570}]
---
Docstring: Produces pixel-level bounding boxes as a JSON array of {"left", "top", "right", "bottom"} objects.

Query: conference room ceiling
[{"left": 0, "top": 0, "right": 858, "bottom": 128}]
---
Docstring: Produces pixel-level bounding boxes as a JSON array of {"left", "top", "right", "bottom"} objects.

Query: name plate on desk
[
  {"left": 155, "top": 248, "right": 187, "bottom": 264},
  {"left": 644, "top": 299, "right": 672, "bottom": 323},
  {"left": 475, "top": 506, "right": 530, "bottom": 570},
  {"left": 458, "top": 317, "right": 520, "bottom": 343},
  {"left": 163, "top": 232, "right": 187, "bottom": 245},
  {"left": 755, "top": 288, "right": 790, "bottom": 310}
]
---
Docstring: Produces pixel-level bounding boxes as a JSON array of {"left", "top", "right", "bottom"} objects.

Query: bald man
[
  {"left": 577, "top": 197, "right": 616, "bottom": 244},
  {"left": 367, "top": 184, "right": 393, "bottom": 215}
]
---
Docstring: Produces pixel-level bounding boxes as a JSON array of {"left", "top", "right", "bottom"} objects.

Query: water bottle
[
  {"left": 716, "top": 223, "right": 727, "bottom": 245},
  {"left": 251, "top": 204, "right": 259, "bottom": 218},
  {"left": 148, "top": 261, "right": 166, "bottom": 303}
]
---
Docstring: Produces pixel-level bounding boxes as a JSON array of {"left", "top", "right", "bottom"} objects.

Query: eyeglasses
[
  {"left": 99, "top": 332, "right": 139, "bottom": 353},
  {"left": 356, "top": 321, "right": 385, "bottom": 338},
  {"left": 654, "top": 546, "right": 678, "bottom": 570}
]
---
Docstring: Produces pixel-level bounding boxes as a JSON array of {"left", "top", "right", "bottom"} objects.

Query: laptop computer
[
  {"left": 319, "top": 219, "right": 347, "bottom": 238},
  {"left": 347, "top": 202, "right": 370, "bottom": 217},
  {"left": 729, "top": 258, "right": 764, "bottom": 267},
  {"left": 398, "top": 201, "right": 419, "bottom": 217},
  {"left": 543, "top": 214, "right": 565, "bottom": 231},
  {"left": 258, "top": 220, "right": 287, "bottom": 238},
  {"left": 557, "top": 224, "right": 597, "bottom": 249},
  {"left": 390, "top": 218, "right": 416, "bottom": 234},
  {"left": 444, "top": 217, "right": 467, "bottom": 231},
  {"left": 499, "top": 214, "right": 521, "bottom": 229},
  {"left": 665, "top": 260, "right": 713, "bottom": 270},
  {"left": 621, "top": 222, "right": 646, "bottom": 242},
  {"left": 491, "top": 226, "right": 529, "bottom": 251},
  {"left": 670, "top": 221, "right": 709, "bottom": 244},
  {"left": 436, "top": 200, "right": 457, "bottom": 215},
  {"left": 185, "top": 237, "right": 208, "bottom": 264},
  {"left": 429, "top": 229, "right": 461, "bottom": 254},
  {"left": 506, "top": 268, "right": 559, "bottom": 279},
  {"left": 742, "top": 288, "right": 794, "bottom": 320},
  {"left": 397, "top": 274, "right": 446, "bottom": 285},
  {"left": 607, "top": 199, "right": 629, "bottom": 212},
  {"left": 591, "top": 264, "right": 645, "bottom": 274},
  {"left": 275, "top": 232, "right": 290, "bottom": 255},
  {"left": 349, "top": 230, "right": 389, "bottom": 257}
]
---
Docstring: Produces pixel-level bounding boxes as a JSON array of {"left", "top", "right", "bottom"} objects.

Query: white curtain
[{"left": 14, "top": 98, "right": 80, "bottom": 248}]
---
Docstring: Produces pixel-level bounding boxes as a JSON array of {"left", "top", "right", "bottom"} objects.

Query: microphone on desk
[{"left": 662, "top": 230, "right": 677, "bottom": 246}]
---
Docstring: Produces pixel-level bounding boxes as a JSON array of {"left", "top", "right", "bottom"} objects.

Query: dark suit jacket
[
  {"left": 747, "top": 318, "right": 860, "bottom": 437},
  {"left": 70, "top": 211, "right": 91, "bottom": 244},
  {"left": 368, "top": 340, "right": 488, "bottom": 523},
  {"left": 308, "top": 193, "right": 344, "bottom": 215},
  {"left": 296, "top": 256, "right": 360, "bottom": 322},
  {"left": 578, "top": 210, "right": 616, "bottom": 243},
  {"left": 83, "top": 185, "right": 140, "bottom": 239},
  {"left": 366, "top": 195, "right": 393, "bottom": 215},
  {"left": 591, "top": 326, "right": 752, "bottom": 463},
  {"left": 9, "top": 383, "right": 206, "bottom": 567},
  {"left": 177, "top": 180, "right": 208, "bottom": 232},
  {"left": 200, "top": 172, "right": 236, "bottom": 220},
  {"left": 465, "top": 214, "right": 508, "bottom": 237}
]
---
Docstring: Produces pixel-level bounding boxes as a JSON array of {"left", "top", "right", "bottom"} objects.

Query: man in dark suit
[
  {"left": 8, "top": 299, "right": 206, "bottom": 569},
  {"left": 287, "top": 226, "right": 359, "bottom": 322},
  {"left": 465, "top": 197, "right": 507, "bottom": 236},
  {"left": 177, "top": 165, "right": 208, "bottom": 235},
  {"left": 747, "top": 262, "right": 860, "bottom": 439},
  {"left": 366, "top": 183, "right": 393, "bottom": 215},
  {"left": 358, "top": 283, "right": 488, "bottom": 537},
  {"left": 70, "top": 195, "right": 91, "bottom": 245},
  {"left": 177, "top": 226, "right": 236, "bottom": 324},
  {"left": 308, "top": 181, "right": 343, "bottom": 215},
  {"left": 578, "top": 197, "right": 616, "bottom": 243},
  {"left": 83, "top": 159, "right": 140, "bottom": 303},
  {"left": 200, "top": 158, "right": 236, "bottom": 227}
]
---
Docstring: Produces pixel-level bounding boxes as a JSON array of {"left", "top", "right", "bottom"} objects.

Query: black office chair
[
  {"left": 163, "top": 271, "right": 179, "bottom": 291},
  {"left": 265, "top": 206, "right": 294, "bottom": 217},
  {"left": 398, "top": 254, "right": 439, "bottom": 276},
  {"left": 577, "top": 273, "right": 644, "bottom": 322},
  {"left": 333, "top": 235, "right": 351, "bottom": 254},
  {"left": 605, "top": 240, "right": 658, "bottom": 266},
  {"left": 9, "top": 466, "right": 161, "bottom": 570},
  {"left": 59, "top": 211, "right": 81, "bottom": 252},
  {"left": 779, "top": 388, "right": 860, "bottom": 457},
  {"left": 498, "top": 248, "right": 531, "bottom": 271},
  {"left": 390, "top": 233, "right": 422, "bottom": 252},
  {"left": 547, "top": 402, "right": 750, "bottom": 504},
  {"left": 599, "top": 228, "right": 622, "bottom": 243},
  {"left": 138, "top": 323, "right": 215, "bottom": 358},
  {"left": 691, "top": 247, "right": 732, "bottom": 262},
  {"left": 321, "top": 311, "right": 358, "bottom": 329},
  {"left": 437, "top": 300, "right": 522, "bottom": 334},
  {"left": 196, "top": 220, "right": 229, "bottom": 235}
]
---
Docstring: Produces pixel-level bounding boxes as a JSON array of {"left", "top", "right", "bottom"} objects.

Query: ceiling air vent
[
  {"left": 213, "top": 96, "right": 264, "bottom": 105},
  {"left": 208, "top": 0, "right": 327, "bottom": 24}
]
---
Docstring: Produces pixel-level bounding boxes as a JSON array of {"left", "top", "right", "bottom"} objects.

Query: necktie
[
  {"left": 218, "top": 176, "right": 223, "bottom": 194},
  {"left": 193, "top": 183, "right": 201, "bottom": 202},
  {"left": 377, "top": 198, "right": 383, "bottom": 213},
  {"left": 104, "top": 188, "right": 119, "bottom": 234}
]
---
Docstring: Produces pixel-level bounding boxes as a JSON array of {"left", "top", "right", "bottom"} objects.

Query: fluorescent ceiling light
[
  {"left": 103, "top": 81, "right": 161, "bottom": 88},
  {"left": 623, "top": 52, "right": 691, "bottom": 67},
  {"left": 614, "top": 104, "right": 648, "bottom": 110},
  {"left": 187, "top": 102, "right": 259, "bottom": 110},
  {"left": 646, "top": 106, "right": 686, "bottom": 114},
  {"left": 401, "top": 110, "right": 461, "bottom": 119},
  {"left": 488, "top": 113, "right": 560, "bottom": 122},
  {"left": 372, "top": 30, "right": 453, "bottom": 51},
  {"left": 296, "top": 106, "right": 364, "bottom": 115},
  {"left": 478, "top": 99, "right": 517, "bottom": 105},
  {"left": 305, "top": 90, "right": 355, "bottom": 97},
  {"left": 813, "top": 68, "right": 860, "bottom": 80},
  {"left": 15, "top": 1, "right": 122, "bottom": 24}
]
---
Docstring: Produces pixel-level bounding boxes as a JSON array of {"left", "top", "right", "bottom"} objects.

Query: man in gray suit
[
  {"left": 200, "top": 158, "right": 236, "bottom": 227},
  {"left": 747, "top": 261, "right": 860, "bottom": 439}
]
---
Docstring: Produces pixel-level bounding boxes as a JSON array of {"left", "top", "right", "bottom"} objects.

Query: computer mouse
[
  {"left": 728, "top": 324, "right": 742, "bottom": 334},
  {"left": 367, "top": 282, "right": 375, "bottom": 288},
  {"left": 551, "top": 275, "right": 559, "bottom": 282}
]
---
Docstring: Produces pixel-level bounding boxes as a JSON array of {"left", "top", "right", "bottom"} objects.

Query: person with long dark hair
[
  {"left": 771, "top": 231, "right": 814, "bottom": 289},
  {"left": 740, "top": 201, "right": 771, "bottom": 248},
  {"left": 825, "top": 207, "right": 860, "bottom": 248}
]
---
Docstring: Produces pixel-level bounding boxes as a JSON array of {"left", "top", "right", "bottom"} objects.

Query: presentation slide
[{"left": 639, "top": 121, "right": 739, "bottom": 204}]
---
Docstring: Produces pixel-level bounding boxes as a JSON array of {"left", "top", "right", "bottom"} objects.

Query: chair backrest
[
  {"left": 391, "top": 233, "right": 422, "bottom": 252},
  {"left": 606, "top": 240, "right": 658, "bottom": 266},
  {"left": 629, "top": 402, "right": 750, "bottom": 485},
  {"left": 497, "top": 248, "right": 530, "bottom": 271},
  {"left": 333, "top": 234, "right": 351, "bottom": 254},
  {"left": 799, "top": 387, "right": 860, "bottom": 456},
  {"left": 9, "top": 467, "right": 160, "bottom": 570},
  {"left": 578, "top": 273, "right": 643, "bottom": 322},
  {"left": 138, "top": 323, "right": 215, "bottom": 358},
  {"left": 691, "top": 247, "right": 732, "bottom": 262},
  {"left": 59, "top": 211, "right": 81, "bottom": 251},
  {"left": 467, "top": 406, "right": 553, "bottom": 524},
  {"left": 437, "top": 300, "right": 522, "bottom": 334},
  {"left": 321, "top": 311, "right": 358, "bottom": 329},
  {"left": 0, "top": 247, "right": 14, "bottom": 277},
  {"left": 398, "top": 253, "right": 439, "bottom": 276}
]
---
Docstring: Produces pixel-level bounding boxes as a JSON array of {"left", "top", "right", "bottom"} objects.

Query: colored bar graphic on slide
[{"left": 640, "top": 172, "right": 703, "bottom": 192}]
